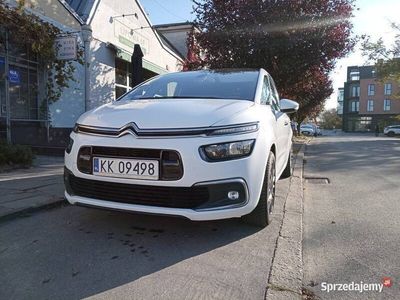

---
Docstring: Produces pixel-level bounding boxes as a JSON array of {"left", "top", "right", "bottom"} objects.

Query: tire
[
  {"left": 280, "top": 149, "right": 293, "bottom": 179},
  {"left": 388, "top": 131, "right": 395, "bottom": 137},
  {"left": 242, "top": 151, "right": 276, "bottom": 228}
]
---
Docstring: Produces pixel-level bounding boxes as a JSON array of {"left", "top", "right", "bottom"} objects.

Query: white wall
[
  {"left": 88, "top": 38, "right": 116, "bottom": 110},
  {"left": 49, "top": 59, "right": 85, "bottom": 127},
  {"left": 89, "top": 0, "right": 182, "bottom": 72}
]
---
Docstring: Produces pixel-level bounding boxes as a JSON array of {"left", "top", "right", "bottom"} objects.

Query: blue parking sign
[{"left": 9, "top": 69, "right": 20, "bottom": 84}]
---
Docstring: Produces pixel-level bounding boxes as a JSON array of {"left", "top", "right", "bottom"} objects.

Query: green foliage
[
  {"left": 320, "top": 109, "right": 342, "bottom": 129},
  {"left": 0, "top": 141, "right": 34, "bottom": 166},
  {"left": 0, "top": 0, "right": 83, "bottom": 104}
]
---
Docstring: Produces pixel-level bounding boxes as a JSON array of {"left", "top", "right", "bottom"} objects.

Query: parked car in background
[
  {"left": 384, "top": 125, "right": 400, "bottom": 137},
  {"left": 315, "top": 125, "right": 322, "bottom": 136},
  {"left": 64, "top": 69, "right": 299, "bottom": 228},
  {"left": 300, "top": 124, "right": 315, "bottom": 136}
]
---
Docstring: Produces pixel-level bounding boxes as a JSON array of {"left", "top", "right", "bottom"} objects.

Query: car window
[
  {"left": 260, "top": 76, "right": 270, "bottom": 105},
  {"left": 268, "top": 75, "right": 280, "bottom": 111}
]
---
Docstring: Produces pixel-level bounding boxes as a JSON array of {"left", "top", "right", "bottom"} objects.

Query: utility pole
[{"left": 4, "top": 30, "right": 11, "bottom": 144}]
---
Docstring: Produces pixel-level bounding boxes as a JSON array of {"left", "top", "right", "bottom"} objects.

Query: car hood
[{"left": 77, "top": 99, "right": 255, "bottom": 129}]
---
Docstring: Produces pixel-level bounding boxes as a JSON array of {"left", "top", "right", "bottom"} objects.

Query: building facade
[
  {"left": 1, "top": 0, "right": 186, "bottom": 149},
  {"left": 342, "top": 65, "right": 400, "bottom": 132}
]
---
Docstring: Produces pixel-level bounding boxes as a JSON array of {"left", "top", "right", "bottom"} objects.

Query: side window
[
  {"left": 268, "top": 76, "right": 280, "bottom": 111},
  {"left": 260, "top": 76, "right": 270, "bottom": 105}
]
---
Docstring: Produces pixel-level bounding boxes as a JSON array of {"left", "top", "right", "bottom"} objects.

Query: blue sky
[
  {"left": 140, "top": 0, "right": 194, "bottom": 24},
  {"left": 141, "top": 0, "right": 400, "bottom": 109}
]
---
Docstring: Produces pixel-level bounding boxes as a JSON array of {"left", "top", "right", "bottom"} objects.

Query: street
[
  {"left": 0, "top": 172, "right": 291, "bottom": 299},
  {"left": 303, "top": 133, "right": 400, "bottom": 299}
]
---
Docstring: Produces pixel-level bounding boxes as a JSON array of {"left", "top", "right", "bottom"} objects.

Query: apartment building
[{"left": 341, "top": 65, "right": 400, "bottom": 132}]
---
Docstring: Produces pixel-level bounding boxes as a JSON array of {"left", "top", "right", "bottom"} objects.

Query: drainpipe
[
  {"left": 81, "top": 24, "right": 92, "bottom": 111},
  {"left": 4, "top": 30, "right": 11, "bottom": 143}
]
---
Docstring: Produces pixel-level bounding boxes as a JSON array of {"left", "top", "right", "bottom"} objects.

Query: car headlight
[
  {"left": 200, "top": 139, "right": 255, "bottom": 161},
  {"left": 208, "top": 123, "right": 258, "bottom": 136}
]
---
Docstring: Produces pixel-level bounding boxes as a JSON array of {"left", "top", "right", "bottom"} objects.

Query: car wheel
[
  {"left": 242, "top": 151, "right": 276, "bottom": 228},
  {"left": 280, "top": 149, "right": 293, "bottom": 179},
  {"left": 388, "top": 131, "right": 395, "bottom": 137}
]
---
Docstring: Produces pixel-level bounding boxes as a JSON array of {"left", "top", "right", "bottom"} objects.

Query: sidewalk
[{"left": 0, "top": 156, "right": 65, "bottom": 220}]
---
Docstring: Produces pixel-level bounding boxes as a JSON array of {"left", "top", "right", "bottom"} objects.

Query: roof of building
[{"left": 63, "top": 0, "right": 96, "bottom": 22}]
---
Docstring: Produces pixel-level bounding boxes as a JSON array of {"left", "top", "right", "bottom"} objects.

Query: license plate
[{"left": 93, "top": 157, "right": 159, "bottom": 180}]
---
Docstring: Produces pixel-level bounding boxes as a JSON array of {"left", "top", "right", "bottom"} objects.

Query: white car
[
  {"left": 64, "top": 69, "right": 299, "bottom": 227},
  {"left": 384, "top": 125, "right": 400, "bottom": 137},
  {"left": 300, "top": 124, "right": 315, "bottom": 136}
]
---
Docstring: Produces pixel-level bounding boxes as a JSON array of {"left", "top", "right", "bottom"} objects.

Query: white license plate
[{"left": 93, "top": 157, "right": 159, "bottom": 180}]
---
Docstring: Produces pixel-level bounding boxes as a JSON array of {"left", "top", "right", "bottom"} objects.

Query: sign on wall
[
  {"left": 55, "top": 36, "right": 77, "bottom": 60},
  {"left": 114, "top": 19, "right": 149, "bottom": 55},
  {"left": 8, "top": 69, "right": 20, "bottom": 85}
]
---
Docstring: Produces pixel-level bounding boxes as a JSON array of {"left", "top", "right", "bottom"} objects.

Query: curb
[
  {"left": 266, "top": 143, "right": 305, "bottom": 299},
  {"left": 0, "top": 199, "right": 67, "bottom": 224}
]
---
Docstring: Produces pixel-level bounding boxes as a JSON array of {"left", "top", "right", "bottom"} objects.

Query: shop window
[{"left": 115, "top": 58, "right": 133, "bottom": 99}]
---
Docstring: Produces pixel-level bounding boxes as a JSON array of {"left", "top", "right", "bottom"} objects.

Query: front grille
[
  {"left": 92, "top": 147, "right": 161, "bottom": 159},
  {"left": 67, "top": 173, "right": 209, "bottom": 209}
]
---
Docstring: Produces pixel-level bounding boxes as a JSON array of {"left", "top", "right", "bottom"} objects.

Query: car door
[{"left": 268, "top": 75, "right": 291, "bottom": 173}]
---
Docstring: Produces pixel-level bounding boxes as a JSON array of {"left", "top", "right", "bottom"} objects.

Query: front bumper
[{"left": 64, "top": 130, "right": 270, "bottom": 220}]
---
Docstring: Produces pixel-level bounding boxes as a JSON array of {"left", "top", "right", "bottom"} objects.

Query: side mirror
[{"left": 280, "top": 99, "right": 299, "bottom": 114}]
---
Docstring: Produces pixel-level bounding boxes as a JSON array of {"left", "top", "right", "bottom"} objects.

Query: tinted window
[
  {"left": 120, "top": 70, "right": 259, "bottom": 102},
  {"left": 260, "top": 76, "right": 270, "bottom": 105},
  {"left": 268, "top": 76, "right": 280, "bottom": 111}
]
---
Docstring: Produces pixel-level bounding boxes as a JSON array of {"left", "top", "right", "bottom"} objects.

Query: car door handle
[{"left": 284, "top": 121, "right": 289, "bottom": 126}]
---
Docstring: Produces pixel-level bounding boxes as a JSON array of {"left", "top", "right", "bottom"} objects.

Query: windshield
[{"left": 119, "top": 70, "right": 259, "bottom": 101}]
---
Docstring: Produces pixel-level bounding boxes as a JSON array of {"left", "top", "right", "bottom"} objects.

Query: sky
[{"left": 140, "top": 0, "right": 400, "bottom": 110}]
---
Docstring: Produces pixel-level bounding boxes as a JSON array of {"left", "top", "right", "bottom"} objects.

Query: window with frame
[
  {"left": 350, "top": 101, "right": 359, "bottom": 112},
  {"left": 115, "top": 58, "right": 133, "bottom": 99},
  {"left": 367, "top": 100, "right": 374, "bottom": 112},
  {"left": 384, "top": 99, "right": 391, "bottom": 111},
  {"left": 350, "top": 70, "right": 360, "bottom": 81},
  {"left": 351, "top": 86, "right": 360, "bottom": 97},
  {"left": 384, "top": 83, "right": 392, "bottom": 95},
  {"left": 368, "top": 84, "right": 375, "bottom": 96}
]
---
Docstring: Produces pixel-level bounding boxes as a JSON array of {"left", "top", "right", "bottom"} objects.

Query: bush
[{"left": 0, "top": 142, "right": 34, "bottom": 167}]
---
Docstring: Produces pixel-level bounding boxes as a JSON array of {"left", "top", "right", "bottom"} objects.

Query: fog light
[{"left": 227, "top": 191, "right": 239, "bottom": 200}]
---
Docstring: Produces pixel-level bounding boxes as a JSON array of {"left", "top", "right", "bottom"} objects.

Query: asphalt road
[
  {"left": 303, "top": 133, "right": 400, "bottom": 299},
  {"left": 0, "top": 173, "right": 291, "bottom": 299}
]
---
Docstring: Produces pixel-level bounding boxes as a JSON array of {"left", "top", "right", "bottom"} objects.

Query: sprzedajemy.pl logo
[{"left": 321, "top": 277, "right": 392, "bottom": 293}]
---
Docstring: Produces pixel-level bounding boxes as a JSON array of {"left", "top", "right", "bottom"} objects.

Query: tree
[
  {"left": 362, "top": 23, "right": 400, "bottom": 93},
  {"left": 320, "top": 109, "right": 342, "bottom": 129},
  {"left": 190, "top": 0, "right": 356, "bottom": 122}
]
